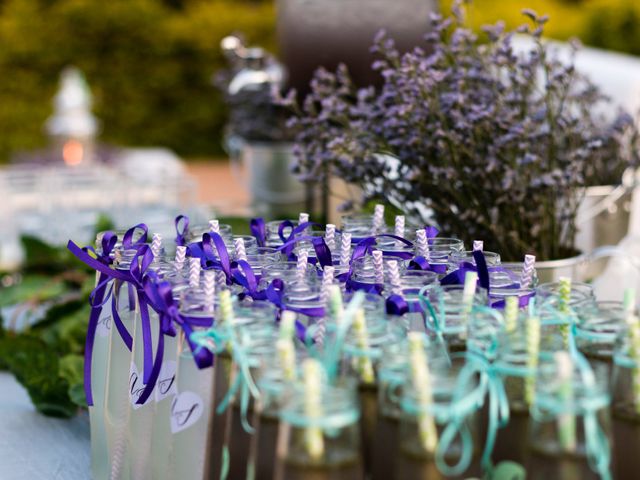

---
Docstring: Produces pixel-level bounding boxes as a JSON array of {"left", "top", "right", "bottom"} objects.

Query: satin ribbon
[
  {"left": 188, "top": 232, "right": 233, "bottom": 283},
  {"left": 408, "top": 256, "right": 448, "bottom": 274},
  {"left": 250, "top": 218, "right": 266, "bottom": 247},
  {"left": 277, "top": 221, "right": 324, "bottom": 257},
  {"left": 190, "top": 324, "right": 261, "bottom": 435},
  {"left": 175, "top": 214, "right": 189, "bottom": 247},
  {"left": 463, "top": 353, "right": 511, "bottom": 473},
  {"left": 79, "top": 231, "right": 118, "bottom": 406},
  {"left": 441, "top": 250, "right": 490, "bottom": 291},
  {"left": 68, "top": 224, "right": 150, "bottom": 404},
  {"left": 276, "top": 233, "right": 333, "bottom": 268},
  {"left": 134, "top": 276, "right": 215, "bottom": 405},
  {"left": 385, "top": 294, "right": 424, "bottom": 316},
  {"left": 399, "top": 350, "right": 485, "bottom": 477}
]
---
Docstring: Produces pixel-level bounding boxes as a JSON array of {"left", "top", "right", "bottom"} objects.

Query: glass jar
[
  {"left": 397, "top": 356, "right": 481, "bottom": 479},
  {"left": 528, "top": 353, "right": 612, "bottom": 480},
  {"left": 261, "top": 261, "right": 318, "bottom": 289},
  {"left": 341, "top": 213, "right": 387, "bottom": 238},
  {"left": 421, "top": 237, "right": 465, "bottom": 273},
  {"left": 340, "top": 316, "right": 405, "bottom": 478},
  {"left": 466, "top": 305, "right": 504, "bottom": 361},
  {"left": 103, "top": 248, "right": 139, "bottom": 480},
  {"left": 186, "top": 222, "right": 233, "bottom": 242},
  {"left": 447, "top": 250, "right": 501, "bottom": 273},
  {"left": 535, "top": 281, "right": 595, "bottom": 308},
  {"left": 574, "top": 301, "right": 627, "bottom": 373},
  {"left": 488, "top": 262, "right": 537, "bottom": 307},
  {"left": 611, "top": 328, "right": 640, "bottom": 479},
  {"left": 277, "top": 380, "right": 363, "bottom": 479},
  {"left": 374, "top": 336, "right": 447, "bottom": 480},
  {"left": 266, "top": 219, "right": 300, "bottom": 247},
  {"left": 491, "top": 328, "right": 564, "bottom": 466},
  {"left": 421, "top": 284, "right": 489, "bottom": 353}
]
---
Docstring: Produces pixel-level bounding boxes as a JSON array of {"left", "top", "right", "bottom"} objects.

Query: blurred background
[
  {"left": 0, "top": 0, "right": 638, "bottom": 164},
  {"left": 0, "top": 0, "right": 639, "bottom": 269}
]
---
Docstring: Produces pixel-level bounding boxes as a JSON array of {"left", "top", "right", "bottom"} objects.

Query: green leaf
[{"left": 0, "top": 275, "right": 69, "bottom": 307}]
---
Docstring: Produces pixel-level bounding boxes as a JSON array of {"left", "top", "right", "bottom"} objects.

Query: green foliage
[
  {"left": 0, "top": 333, "right": 80, "bottom": 417},
  {"left": 0, "top": 0, "right": 276, "bottom": 162},
  {"left": 447, "top": 0, "right": 640, "bottom": 57}
]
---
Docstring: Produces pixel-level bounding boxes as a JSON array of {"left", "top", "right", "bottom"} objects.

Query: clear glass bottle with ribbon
[
  {"left": 373, "top": 334, "right": 446, "bottom": 480},
  {"left": 337, "top": 312, "right": 405, "bottom": 478},
  {"left": 164, "top": 290, "right": 216, "bottom": 480},
  {"left": 103, "top": 246, "right": 144, "bottom": 480},
  {"left": 88, "top": 230, "right": 122, "bottom": 480},
  {"left": 419, "top": 284, "right": 489, "bottom": 353},
  {"left": 611, "top": 315, "right": 640, "bottom": 480},
  {"left": 275, "top": 374, "right": 363, "bottom": 479},
  {"left": 397, "top": 339, "right": 483, "bottom": 479},
  {"left": 527, "top": 351, "right": 612, "bottom": 480},
  {"left": 574, "top": 300, "right": 627, "bottom": 374}
]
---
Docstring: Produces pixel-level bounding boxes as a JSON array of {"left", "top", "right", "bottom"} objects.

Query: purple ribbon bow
[
  {"left": 250, "top": 218, "right": 267, "bottom": 248},
  {"left": 175, "top": 215, "right": 189, "bottom": 247}
]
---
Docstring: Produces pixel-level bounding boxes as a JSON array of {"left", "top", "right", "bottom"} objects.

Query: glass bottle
[
  {"left": 527, "top": 352, "right": 612, "bottom": 480},
  {"left": 164, "top": 291, "right": 216, "bottom": 480},
  {"left": 574, "top": 301, "right": 627, "bottom": 374},
  {"left": 89, "top": 231, "right": 124, "bottom": 480},
  {"left": 276, "top": 380, "right": 363, "bottom": 479},
  {"left": 421, "top": 284, "right": 489, "bottom": 353},
  {"left": 611, "top": 325, "right": 640, "bottom": 479},
  {"left": 397, "top": 355, "right": 481, "bottom": 479},
  {"left": 339, "top": 315, "right": 405, "bottom": 477},
  {"left": 103, "top": 248, "right": 138, "bottom": 480}
]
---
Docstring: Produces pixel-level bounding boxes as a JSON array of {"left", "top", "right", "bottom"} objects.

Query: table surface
[{"left": 0, "top": 372, "right": 91, "bottom": 480}]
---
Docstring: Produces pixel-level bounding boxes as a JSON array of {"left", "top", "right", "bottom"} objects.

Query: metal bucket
[
  {"left": 237, "top": 142, "right": 307, "bottom": 217},
  {"left": 574, "top": 173, "right": 636, "bottom": 278}
]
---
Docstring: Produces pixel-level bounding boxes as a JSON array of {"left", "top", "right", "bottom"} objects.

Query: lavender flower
[{"left": 280, "top": 3, "right": 640, "bottom": 261}]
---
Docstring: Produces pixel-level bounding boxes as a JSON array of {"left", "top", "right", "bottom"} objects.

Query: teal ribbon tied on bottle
[
  {"left": 530, "top": 351, "right": 612, "bottom": 480},
  {"left": 463, "top": 352, "right": 511, "bottom": 473},
  {"left": 400, "top": 352, "right": 487, "bottom": 477},
  {"left": 189, "top": 320, "right": 261, "bottom": 434}
]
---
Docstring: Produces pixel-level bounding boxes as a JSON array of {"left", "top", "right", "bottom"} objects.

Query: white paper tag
[
  {"left": 170, "top": 391, "right": 204, "bottom": 434},
  {"left": 129, "top": 362, "right": 151, "bottom": 409},
  {"left": 155, "top": 360, "right": 177, "bottom": 402}
]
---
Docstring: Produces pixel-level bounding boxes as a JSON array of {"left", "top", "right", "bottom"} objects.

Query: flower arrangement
[{"left": 281, "top": 4, "right": 640, "bottom": 261}]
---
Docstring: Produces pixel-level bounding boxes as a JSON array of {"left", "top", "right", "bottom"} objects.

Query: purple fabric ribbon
[
  {"left": 135, "top": 277, "right": 214, "bottom": 404},
  {"left": 345, "top": 278, "right": 384, "bottom": 295},
  {"left": 175, "top": 215, "right": 189, "bottom": 247},
  {"left": 277, "top": 221, "right": 324, "bottom": 256},
  {"left": 250, "top": 218, "right": 267, "bottom": 247},
  {"left": 440, "top": 250, "right": 490, "bottom": 291},
  {"left": 385, "top": 294, "right": 424, "bottom": 316},
  {"left": 424, "top": 225, "right": 440, "bottom": 242},
  {"left": 187, "top": 232, "right": 233, "bottom": 284},
  {"left": 408, "top": 255, "right": 448, "bottom": 274},
  {"left": 264, "top": 279, "right": 318, "bottom": 343},
  {"left": 122, "top": 223, "right": 148, "bottom": 250},
  {"left": 77, "top": 231, "right": 117, "bottom": 406},
  {"left": 67, "top": 228, "right": 154, "bottom": 406},
  {"left": 276, "top": 234, "right": 333, "bottom": 268}
]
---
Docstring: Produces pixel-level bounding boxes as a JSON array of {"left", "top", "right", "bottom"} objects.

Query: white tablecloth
[{"left": 0, "top": 372, "right": 91, "bottom": 480}]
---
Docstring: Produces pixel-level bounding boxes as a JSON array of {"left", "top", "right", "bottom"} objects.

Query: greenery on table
[{"left": 0, "top": 236, "right": 94, "bottom": 417}]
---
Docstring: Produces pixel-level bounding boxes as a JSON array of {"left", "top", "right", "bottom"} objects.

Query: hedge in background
[
  {"left": 446, "top": 0, "right": 640, "bottom": 56},
  {"left": 0, "top": 0, "right": 275, "bottom": 162}
]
